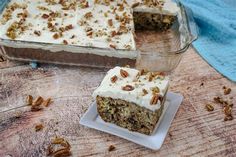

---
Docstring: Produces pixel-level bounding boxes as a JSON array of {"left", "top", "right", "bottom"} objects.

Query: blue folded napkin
[{"left": 181, "top": 0, "right": 236, "bottom": 82}]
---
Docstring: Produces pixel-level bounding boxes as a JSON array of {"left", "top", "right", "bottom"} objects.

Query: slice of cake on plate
[{"left": 93, "top": 66, "right": 169, "bottom": 135}]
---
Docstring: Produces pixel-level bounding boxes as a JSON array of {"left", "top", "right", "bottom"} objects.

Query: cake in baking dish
[
  {"left": 0, "top": 0, "right": 180, "bottom": 52},
  {"left": 93, "top": 66, "right": 169, "bottom": 135}
]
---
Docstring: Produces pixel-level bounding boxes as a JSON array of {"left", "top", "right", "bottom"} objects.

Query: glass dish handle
[{"left": 185, "top": 6, "right": 199, "bottom": 44}]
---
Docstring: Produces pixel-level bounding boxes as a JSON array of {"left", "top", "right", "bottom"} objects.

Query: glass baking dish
[
  {"left": 136, "top": 3, "right": 198, "bottom": 72},
  {"left": 0, "top": 0, "right": 197, "bottom": 71}
]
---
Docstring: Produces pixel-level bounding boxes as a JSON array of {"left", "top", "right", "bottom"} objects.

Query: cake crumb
[
  {"left": 108, "top": 145, "right": 115, "bottom": 152},
  {"left": 35, "top": 124, "right": 44, "bottom": 132},
  {"left": 223, "top": 87, "right": 231, "bottom": 95}
]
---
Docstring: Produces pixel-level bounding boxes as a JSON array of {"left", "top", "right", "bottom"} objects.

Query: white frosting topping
[{"left": 93, "top": 67, "right": 169, "bottom": 111}]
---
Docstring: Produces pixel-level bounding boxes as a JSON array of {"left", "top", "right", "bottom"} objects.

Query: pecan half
[
  {"left": 120, "top": 69, "right": 129, "bottom": 78},
  {"left": 26, "top": 95, "right": 33, "bottom": 105},
  {"left": 110, "top": 75, "right": 118, "bottom": 83},
  {"left": 122, "top": 85, "right": 134, "bottom": 91}
]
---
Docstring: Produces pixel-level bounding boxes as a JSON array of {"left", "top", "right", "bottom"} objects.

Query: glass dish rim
[{"left": 0, "top": 0, "right": 198, "bottom": 57}]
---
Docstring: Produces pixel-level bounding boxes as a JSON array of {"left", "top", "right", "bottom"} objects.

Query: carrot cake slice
[{"left": 93, "top": 66, "right": 169, "bottom": 135}]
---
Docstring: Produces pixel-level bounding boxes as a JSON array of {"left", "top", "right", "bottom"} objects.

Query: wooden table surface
[{"left": 0, "top": 47, "right": 235, "bottom": 157}]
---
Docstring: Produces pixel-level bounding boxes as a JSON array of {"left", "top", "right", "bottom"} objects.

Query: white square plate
[{"left": 80, "top": 92, "right": 183, "bottom": 150}]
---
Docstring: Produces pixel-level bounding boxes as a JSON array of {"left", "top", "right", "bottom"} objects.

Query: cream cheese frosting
[
  {"left": 93, "top": 66, "right": 169, "bottom": 111},
  {"left": 0, "top": 0, "right": 179, "bottom": 51}
]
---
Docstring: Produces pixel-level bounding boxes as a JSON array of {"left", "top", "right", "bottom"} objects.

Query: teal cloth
[{"left": 181, "top": 0, "right": 236, "bottom": 82}]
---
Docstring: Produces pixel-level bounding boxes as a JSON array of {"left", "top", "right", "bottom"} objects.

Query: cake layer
[
  {"left": 93, "top": 66, "right": 169, "bottom": 111},
  {"left": 133, "top": 12, "right": 176, "bottom": 30},
  {"left": 1, "top": 46, "right": 136, "bottom": 68},
  {"left": 97, "top": 96, "right": 165, "bottom": 135}
]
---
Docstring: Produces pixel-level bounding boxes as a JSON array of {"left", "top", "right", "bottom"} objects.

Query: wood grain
[{"left": 0, "top": 47, "right": 235, "bottom": 157}]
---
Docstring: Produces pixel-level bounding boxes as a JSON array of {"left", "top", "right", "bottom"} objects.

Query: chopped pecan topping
[
  {"left": 108, "top": 19, "right": 113, "bottom": 27},
  {"left": 111, "top": 31, "right": 117, "bottom": 37},
  {"left": 70, "top": 35, "right": 76, "bottom": 39},
  {"left": 34, "top": 30, "right": 41, "bottom": 36},
  {"left": 150, "top": 94, "right": 159, "bottom": 105},
  {"left": 42, "top": 14, "right": 49, "bottom": 19},
  {"left": 151, "top": 87, "right": 160, "bottom": 94},
  {"left": 122, "top": 85, "right": 134, "bottom": 91},
  {"left": 65, "top": 24, "right": 73, "bottom": 30},
  {"left": 140, "top": 69, "right": 148, "bottom": 75},
  {"left": 53, "top": 33, "right": 60, "bottom": 39},
  {"left": 109, "top": 44, "right": 116, "bottom": 49},
  {"left": 132, "top": 2, "right": 140, "bottom": 8},
  {"left": 63, "top": 40, "right": 68, "bottom": 45},
  {"left": 148, "top": 73, "right": 154, "bottom": 82},
  {"left": 142, "top": 89, "right": 148, "bottom": 96},
  {"left": 110, "top": 75, "right": 118, "bottom": 83},
  {"left": 84, "top": 12, "right": 93, "bottom": 19},
  {"left": 120, "top": 69, "right": 129, "bottom": 78}
]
